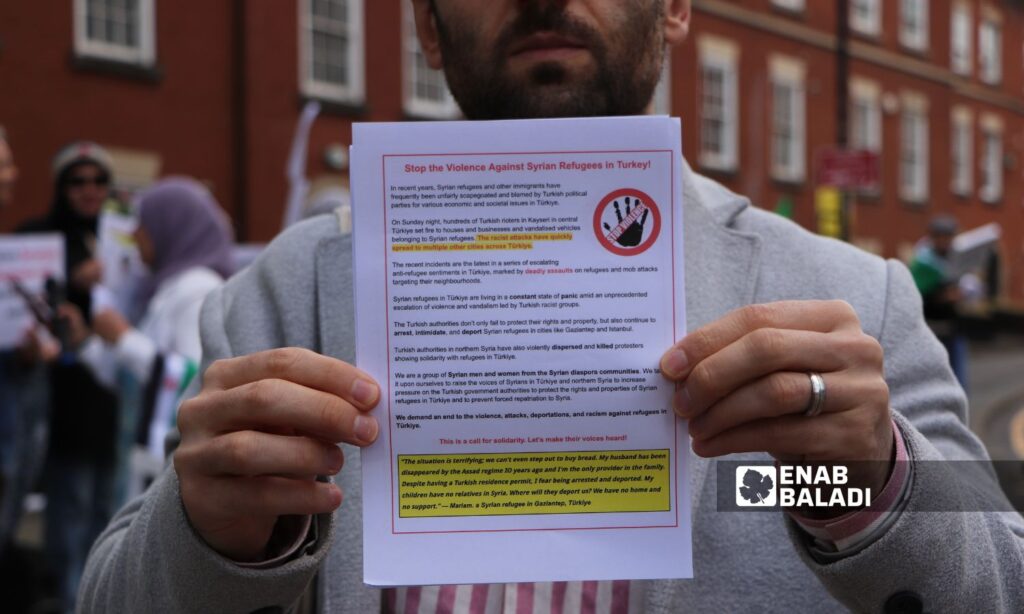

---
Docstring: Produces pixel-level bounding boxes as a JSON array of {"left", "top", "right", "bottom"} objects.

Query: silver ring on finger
[{"left": 804, "top": 372, "right": 826, "bottom": 417}]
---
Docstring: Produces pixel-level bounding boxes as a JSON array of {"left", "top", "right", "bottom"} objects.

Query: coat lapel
[
  {"left": 314, "top": 230, "right": 355, "bottom": 364},
  {"left": 681, "top": 165, "right": 763, "bottom": 331}
]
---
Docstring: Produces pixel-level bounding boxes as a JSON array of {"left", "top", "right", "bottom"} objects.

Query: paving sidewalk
[{"left": 967, "top": 335, "right": 1024, "bottom": 511}]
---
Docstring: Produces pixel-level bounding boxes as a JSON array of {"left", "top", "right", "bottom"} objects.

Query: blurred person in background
[
  {"left": 910, "top": 215, "right": 968, "bottom": 391},
  {"left": 0, "top": 127, "right": 23, "bottom": 547},
  {"left": 65, "top": 177, "right": 235, "bottom": 499},
  {"left": 16, "top": 142, "right": 120, "bottom": 614},
  {"left": 1, "top": 128, "right": 55, "bottom": 595}
]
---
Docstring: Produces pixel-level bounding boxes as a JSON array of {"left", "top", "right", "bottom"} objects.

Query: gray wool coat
[{"left": 80, "top": 165, "right": 1024, "bottom": 613}]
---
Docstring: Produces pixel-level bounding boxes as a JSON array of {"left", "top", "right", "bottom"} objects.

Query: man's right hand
[{"left": 174, "top": 348, "right": 380, "bottom": 562}]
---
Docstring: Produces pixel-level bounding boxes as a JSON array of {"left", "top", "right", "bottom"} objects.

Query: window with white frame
[
  {"left": 849, "top": 80, "right": 881, "bottom": 153},
  {"left": 698, "top": 38, "right": 739, "bottom": 171},
  {"left": 900, "top": 104, "right": 929, "bottom": 203},
  {"left": 950, "top": 109, "right": 973, "bottom": 196},
  {"left": 652, "top": 57, "right": 672, "bottom": 115},
  {"left": 770, "top": 57, "right": 805, "bottom": 182},
  {"left": 980, "top": 119, "right": 1003, "bottom": 203},
  {"left": 771, "top": 0, "right": 805, "bottom": 12},
  {"left": 73, "top": 0, "right": 155, "bottom": 66},
  {"left": 300, "top": 0, "right": 364, "bottom": 103},
  {"left": 900, "top": 0, "right": 929, "bottom": 51},
  {"left": 850, "top": 0, "right": 881, "bottom": 36},
  {"left": 951, "top": 2, "right": 972, "bottom": 75},
  {"left": 979, "top": 16, "right": 1002, "bottom": 85},
  {"left": 402, "top": 3, "right": 458, "bottom": 118}
]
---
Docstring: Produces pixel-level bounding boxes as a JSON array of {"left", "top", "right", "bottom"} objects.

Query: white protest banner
[{"left": 0, "top": 234, "right": 64, "bottom": 349}]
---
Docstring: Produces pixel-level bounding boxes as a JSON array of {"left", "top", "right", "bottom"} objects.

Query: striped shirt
[
  {"left": 386, "top": 581, "right": 644, "bottom": 614},
  {"left": 789, "top": 419, "right": 911, "bottom": 551}
]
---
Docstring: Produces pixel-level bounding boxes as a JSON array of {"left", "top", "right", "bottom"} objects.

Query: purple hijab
[{"left": 136, "top": 177, "right": 235, "bottom": 301}]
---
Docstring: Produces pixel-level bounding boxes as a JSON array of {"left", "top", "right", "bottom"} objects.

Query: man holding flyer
[{"left": 82, "top": 1, "right": 1022, "bottom": 613}]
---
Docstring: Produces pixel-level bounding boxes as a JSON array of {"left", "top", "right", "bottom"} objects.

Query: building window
[
  {"left": 402, "top": 3, "right": 458, "bottom": 118},
  {"left": 979, "top": 17, "right": 1002, "bottom": 85},
  {"left": 73, "top": 0, "right": 156, "bottom": 66},
  {"left": 849, "top": 82, "right": 881, "bottom": 153},
  {"left": 771, "top": 0, "right": 805, "bottom": 12},
  {"left": 951, "top": 3, "right": 972, "bottom": 75},
  {"left": 950, "top": 109, "right": 973, "bottom": 197},
  {"left": 849, "top": 78, "right": 882, "bottom": 194},
  {"left": 697, "top": 37, "right": 739, "bottom": 172},
  {"left": 980, "top": 124, "right": 1003, "bottom": 203},
  {"left": 699, "top": 57, "right": 738, "bottom": 171},
  {"left": 850, "top": 0, "right": 881, "bottom": 36},
  {"left": 652, "top": 57, "right": 672, "bottom": 115},
  {"left": 900, "top": 0, "right": 929, "bottom": 51},
  {"left": 770, "top": 57, "right": 806, "bottom": 183},
  {"left": 771, "top": 81, "right": 805, "bottom": 182},
  {"left": 300, "top": 0, "right": 365, "bottom": 104},
  {"left": 900, "top": 107, "right": 929, "bottom": 204}
]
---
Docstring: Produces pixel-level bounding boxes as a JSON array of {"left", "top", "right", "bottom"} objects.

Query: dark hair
[{"left": 928, "top": 215, "right": 958, "bottom": 237}]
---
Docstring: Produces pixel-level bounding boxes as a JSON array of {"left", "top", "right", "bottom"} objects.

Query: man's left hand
[{"left": 660, "top": 301, "right": 894, "bottom": 495}]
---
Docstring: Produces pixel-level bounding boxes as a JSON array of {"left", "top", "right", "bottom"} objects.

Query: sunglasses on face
[{"left": 68, "top": 174, "right": 110, "bottom": 188}]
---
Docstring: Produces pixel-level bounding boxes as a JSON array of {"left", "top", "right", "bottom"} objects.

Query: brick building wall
[
  {"left": 1, "top": 0, "right": 1022, "bottom": 303},
  {"left": 0, "top": 1, "right": 238, "bottom": 231},
  {"left": 684, "top": 0, "right": 1024, "bottom": 305}
]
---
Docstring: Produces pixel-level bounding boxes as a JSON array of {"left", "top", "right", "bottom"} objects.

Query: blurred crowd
[{"left": 0, "top": 132, "right": 236, "bottom": 614}]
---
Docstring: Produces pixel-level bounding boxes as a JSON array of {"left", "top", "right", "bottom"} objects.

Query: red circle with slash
[{"left": 592, "top": 188, "right": 662, "bottom": 256}]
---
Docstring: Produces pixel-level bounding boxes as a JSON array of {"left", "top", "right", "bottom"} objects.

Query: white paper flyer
[{"left": 352, "top": 116, "right": 691, "bottom": 586}]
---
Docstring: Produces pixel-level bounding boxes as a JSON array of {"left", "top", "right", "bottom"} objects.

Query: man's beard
[{"left": 433, "top": 0, "right": 665, "bottom": 120}]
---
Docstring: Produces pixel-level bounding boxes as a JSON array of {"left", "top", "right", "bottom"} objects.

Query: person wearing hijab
[
  {"left": 72, "top": 177, "right": 235, "bottom": 496},
  {"left": 16, "top": 141, "right": 119, "bottom": 614}
]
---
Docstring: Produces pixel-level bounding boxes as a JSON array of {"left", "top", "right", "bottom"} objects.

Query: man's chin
[{"left": 516, "top": 89, "right": 604, "bottom": 118}]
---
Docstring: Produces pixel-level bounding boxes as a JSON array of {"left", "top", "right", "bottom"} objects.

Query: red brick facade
[
  {"left": 681, "top": 0, "right": 1024, "bottom": 305},
  {"left": 1, "top": 0, "right": 1021, "bottom": 303}
]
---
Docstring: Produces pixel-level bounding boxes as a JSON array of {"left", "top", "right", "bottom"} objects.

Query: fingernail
[
  {"left": 674, "top": 385, "right": 691, "bottom": 417},
  {"left": 354, "top": 415, "right": 378, "bottom": 443},
  {"left": 325, "top": 483, "right": 343, "bottom": 507},
  {"left": 663, "top": 349, "right": 689, "bottom": 378},
  {"left": 326, "top": 446, "right": 344, "bottom": 474},
  {"left": 351, "top": 379, "right": 378, "bottom": 406}
]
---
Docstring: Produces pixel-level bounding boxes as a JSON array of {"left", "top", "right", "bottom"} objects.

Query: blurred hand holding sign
[{"left": 0, "top": 234, "right": 65, "bottom": 349}]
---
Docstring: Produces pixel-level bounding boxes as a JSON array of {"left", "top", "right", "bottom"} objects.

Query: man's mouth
[{"left": 508, "top": 32, "right": 587, "bottom": 62}]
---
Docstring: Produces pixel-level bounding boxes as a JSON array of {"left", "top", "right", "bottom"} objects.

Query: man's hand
[
  {"left": 174, "top": 348, "right": 381, "bottom": 562},
  {"left": 17, "top": 327, "right": 60, "bottom": 365},
  {"left": 70, "top": 258, "right": 103, "bottom": 291},
  {"left": 660, "top": 301, "right": 894, "bottom": 496},
  {"left": 56, "top": 302, "right": 91, "bottom": 348},
  {"left": 92, "top": 308, "right": 131, "bottom": 344}
]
